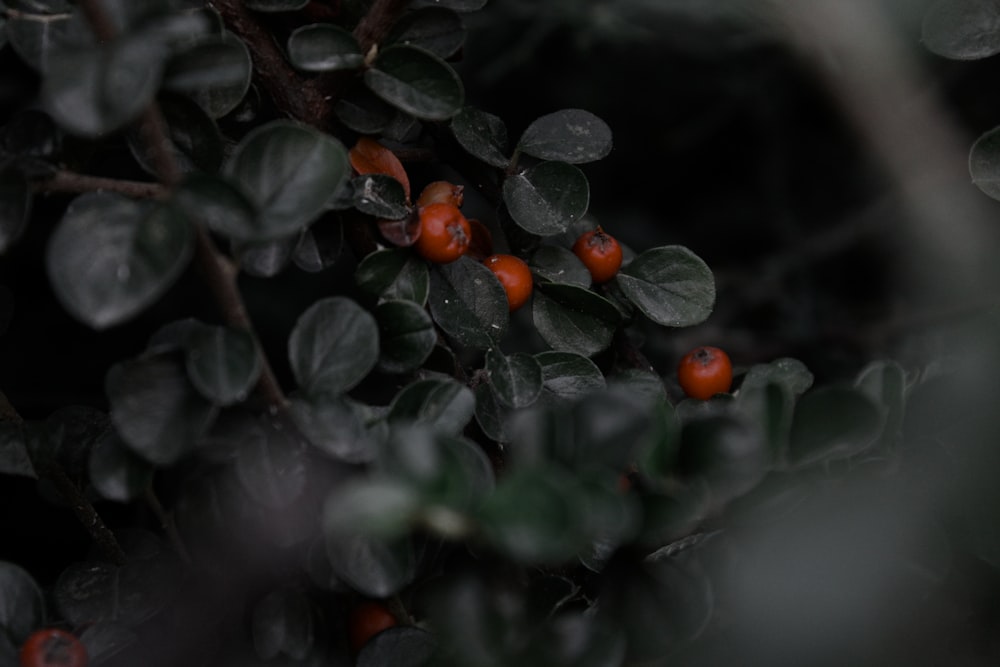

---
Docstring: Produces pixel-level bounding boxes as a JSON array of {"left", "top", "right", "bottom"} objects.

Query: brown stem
[
  {"left": 34, "top": 170, "right": 168, "bottom": 199},
  {"left": 352, "top": 0, "right": 410, "bottom": 55}
]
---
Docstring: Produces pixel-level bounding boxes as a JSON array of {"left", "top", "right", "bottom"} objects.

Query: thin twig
[
  {"left": 34, "top": 170, "right": 168, "bottom": 199},
  {"left": 145, "top": 486, "right": 192, "bottom": 565}
]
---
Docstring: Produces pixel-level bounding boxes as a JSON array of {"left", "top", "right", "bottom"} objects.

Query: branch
[
  {"left": 33, "top": 170, "right": 168, "bottom": 199},
  {"left": 352, "top": 0, "right": 410, "bottom": 55}
]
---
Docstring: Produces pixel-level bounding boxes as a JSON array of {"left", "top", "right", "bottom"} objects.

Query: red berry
[
  {"left": 572, "top": 227, "right": 623, "bottom": 284},
  {"left": 414, "top": 203, "right": 471, "bottom": 264},
  {"left": 348, "top": 600, "right": 398, "bottom": 654},
  {"left": 483, "top": 254, "right": 533, "bottom": 311},
  {"left": 20, "top": 629, "right": 88, "bottom": 667},
  {"left": 416, "top": 180, "right": 464, "bottom": 209},
  {"left": 677, "top": 346, "right": 733, "bottom": 400}
]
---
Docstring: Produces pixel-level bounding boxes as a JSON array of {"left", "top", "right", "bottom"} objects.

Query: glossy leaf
[
  {"left": 335, "top": 85, "right": 397, "bottom": 135},
  {"left": 0, "top": 168, "right": 31, "bottom": 254},
  {"left": 678, "top": 415, "right": 769, "bottom": 502},
  {"left": 288, "top": 296, "right": 380, "bottom": 396},
  {"left": 224, "top": 120, "right": 350, "bottom": 238},
  {"left": 287, "top": 23, "right": 363, "bottom": 72},
  {"left": 349, "top": 136, "right": 411, "bottom": 200},
  {"left": 451, "top": 106, "right": 509, "bottom": 168},
  {"left": 854, "top": 359, "right": 907, "bottom": 449},
  {"left": 376, "top": 300, "right": 436, "bottom": 374},
  {"left": 234, "top": 236, "right": 294, "bottom": 277},
  {"left": 6, "top": 5, "right": 91, "bottom": 72},
  {"left": 352, "top": 174, "right": 410, "bottom": 220},
  {"left": 289, "top": 394, "right": 373, "bottom": 464},
  {"left": 741, "top": 357, "right": 814, "bottom": 396},
  {"left": 184, "top": 325, "right": 261, "bottom": 405},
  {"left": 788, "top": 387, "right": 884, "bottom": 466},
  {"left": 105, "top": 356, "right": 217, "bottom": 466},
  {"left": 128, "top": 93, "right": 223, "bottom": 176},
  {"left": 503, "top": 161, "right": 589, "bottom": 236},
  {"left": 473, "top": 382, "right": 508, "bottom": 443},
  {"left": 357, "top": 626, "right": 437, "bottom": 667},
  {"left": 486, "top": 349, "right": 543, "bottom": 409},
  {"left": 0, "top": 562, "right": 44, "bottom": 645},
  {"left": 535, "top": 351, "right": 606, "bottom": 404},
  {"left": 46, "top": 193, "right": 193, "bottom": 329},
  {"left": 532, "top": 283, "right": 619, "bottom": 357},
  {"left": 529, "top": 243, "right": 591, "bottom": 287},
  {"left": 428, "top": 257, "right": 508, "bottom": 349},
  {"left": 173, "top": 174, "right": 258, "bottom": 241},
  {"left": 616, "top": 245, "right": 715, "bottom": 327},
  {"left": 293, "top": 216, "right": 344, "bottom": 272},
  {"left": 387, "top": 7, "right": 466, "bottom": 59},
  {"left": 969, "top": 125, "right": 1000, "bottom": 200},
  {"left": 922, "top": 0, "right": 1000, "bottom": 60},
  {"left": 388, "top": 378, "right": 476, "bottom": 436},
  {"left": 162, "top": 32, "right": 252, "bottom": 118},
  {"left": 323, "top": 477, "right": 421, "bottom": 538},
  {"left": 364, "top": 44, "right": 464, "bottom": 121},
  {"left": 252, "top": 587, "right": 314, "bottom": 661},
  {"left": 88, "top": 428, "right": 154, "bottom": 502},
  {"left": 518, "top": 109, "right": 613, "bottom": 164},
  {"left": 324, "top": 532, "right": 416, "bottom": 598},
  {"left": 355, "top": 248, "right": 430, "bottom": 305}
]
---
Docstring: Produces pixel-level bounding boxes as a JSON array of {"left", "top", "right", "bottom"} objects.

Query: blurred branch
[{"left": 33, "top": 170, "right": 168, "bottom": 199}]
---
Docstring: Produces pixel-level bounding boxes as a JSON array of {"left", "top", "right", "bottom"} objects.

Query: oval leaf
[
  {"left": 428, "top": 256, "right": 508, "bottom": 349},
  {"left": 922, "top": 0, "right": 1000, "bottom": 60},
  {"left": 127, "top": 93, "right": 224, "bottom": 176},
  {"left": 535, "top": 351, "right": 606, "bottom": 404},
  {"left": 376, "top": 300, "right": 436, "bottom": 374},
  {"left": 352, "top": 174, "right": 410, "bottom": 219},
  {"left": 616, "top": 245, "right": 715, "bottom": 327},
  {"left": 518, "top": 109, "right": 613, "bottom": 164},
  {"left": 349, "top": 136, "right": 411, "bottom": 200},
  {"left": 7, "top": 7, "right": 92, "bottom": 72},
  {"left": 969, "top": 125, "right": 1000, "bottom": 200},
  {"left": 185, "top": 325, "right": 262, "bottom": 406},
  {"left": 287, "top": 23, "right": 363, "bottom": 72},
  {"left": 46, "top": 192, "right": 194, "bottom": 329},
  {"left": 529, "top": 243, "right": 591, "bottom": 287},
  {"left": 532, "top": 283, "right": 619, "bottom": 357},
  {"left": 162, "top": 32, "right": 252, "bottom": 118},
  {"left": 364, "top": 44, "right": 464, "bottom": 121},
  {"left": 450, "top": 106, "right": 509, "bottom": 168},
  {"left": 324, "top": 532, "right": 416, "bottom": 598},
  {"left": 387, "top": 7, "right": 466, "bottom": 59},
  {"left": 235, "top": 424, "right": 308, "bottom": 509},
  {"left": 503, "top": 161, "right": 589, "bottom": 236},
  {"left": 88, "top": 428, "right": 154, "bottom": 502},
  {"left": 288, "top": 296, "right": 380, "bottom": 396},
  {"left": 355, "top": 248, "right": 430, "bottom": 305},
  {"left": 0, "top": 562, "right": 45, "bottom": 645},
  {"left": 741, "top": 357, "right": 814, "bottom": 396},
  {"left": 289, "top": 395, "right": 373, "bottom": 464},
  {"left": 389, "top": 378, "right": 476, "bottom": 436},
  {"left": 486, "top": 350, "right": 543, "bottom": 409},
  {"left": 788, "top": 387, "right": 884, "bottom": 466},
  {"left": 252, "top": 587, "right": 315, "bottom": 661}
]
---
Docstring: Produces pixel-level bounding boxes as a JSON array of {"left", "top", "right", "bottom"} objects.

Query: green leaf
[
  {"left": 252, "top": 587, "right": 314, "bottom": 661},
  {"left": 969, "top": 125, "right": 1000, "bottom": 200},
  {"left": 0, "top": 562, "right": 44, "bottom": 644},
  {"left": 224, "top": 120, "right": 350, "bottom": 238},
  {"left": 535, "top": 351, "right": 606, "bottom": 404},
  {"left": 234, "top": 236, "right": 294, "bottom": 277},
  {"left": 43, "top": 32, "right": 167, "bottom": 137},
  {"left": 389, "top": 378, "right": 476, "bottom": 436},
  {"left": 387, "top": 7, "right": 466, "bottom": 59},
  {"left": 357, "top": 626, "right": 437, "bottom": 667},
  {"left": 6, "top": 5, "right": 91, "bottom": 72},
  {"left": 324, "top": 531, "right": 416, "bottom": 598},
  {"left": 517, "top": 109, "right": 612, "bottom": 164},
  {"left": 921, "top": 0, "right": 1000, "bottom": 60},
  {"left": 0, "top": 168, "right": 31, "bottom": 254},
  {"left": 235, "top": 421, "right": 307, "bottom": 510},
  {"left": 173, "top": 174, "right": 259, "bottom": 242},
  {"left": 450, "top": 106, "right": 509, "bottom": 168},
  {"left": 486, "top": 349, "right": 543, "bottom": 409},
  {"left": 78, "top": 622, "right": 137, "bottom": 666},
  {"left": 289, "top": 394, "right": 373, "bottom": 464},
  {"left": 335, "top": 85, "right": 397, "bottom": 135},
  {"left": 788, "top": 387, "right": 884, "bottom": 466},
  {"left": 287, "top": 23, "right": 363, "bottom": 72},
  {"left": 106, "top": 356, "right": 217, "bottom": 466},
  {"left": 737, "top": 380, "right": 794, "bottom": 463},
  {"left": 854, "top": 359, "right": 907, "bottom": 449},
  {"left": 0, "top": 423, "right": 36, "bottom": 478},
  {"left": 293, "top": 216, "right": 344, "bottom": 272},
  {"left": 473, "top": 382, "right": 508, "bottom": 443},
  {"left": 162, "top": 32, "right": 252, "bottom": 118},
  {"left": 127, "top": 93, "right": 223, "bottom": 176},
  {"left": 428, "top": 257, "right": 508, "bottom": 349},
  {"left": 288, "top": 296, "right": 380, "bottom": 396},
  {"left": 529, "top": 244, "right": 591, "bottom": 287},
  {"left": 616, "top": 245, "right": 715, "bottom": 327},
  {"left": 503, "top": 161, "right": 589, "bottom": 236},
  {"left": 245, "top": 0, "right": 309, "bottom": 10},
  {"left": 364, "top": 44, "right": 464, "bottom": 121},
  {"left": 184, "top": 325, "right": 262, "bottom": 406},
  {"left": 46, "top": 193, "right": 194, "bottom": 329},
  {"left": 740, "top": 357, "right": 814, "bottom": 396},
  {"left": 532, "top": 283, "right": 619, "bottom": 357},
  {"left": 376, "top": 300, "right": 436, "bottom": 374},
  {"left": 678, "top": 414, "right": 769, "bottom": 501},
  {"left": 355, "top": 248, "right": 430, "bottom": 305},
  {"left": 88, "top": 428, "right": 154, "bottom": 502},
  {"left": 353, "top": 174, "right": 410, "bottom": 219}
]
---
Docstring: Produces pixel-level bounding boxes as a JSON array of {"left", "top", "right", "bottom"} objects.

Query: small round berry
[
  {"left": 483, "top": 254, "right": 533, "bottom": 311},
  {"left": 677, "top": 346, "right": 733, "bottom": 400},
  {"left": 572, "top": 227, "right": 623, "bottom": 284},
  {"left": 416, "top": 180, "right": 465, "bottom": 209},
  {"left": 414, "top": 203, "right": 471, "bottom": 264},
  {"left": 348, "top": 600, "right": 398, "bottom": 654},
  {"left": 20, "top": 628, "right": 88, "bottom": 667}
]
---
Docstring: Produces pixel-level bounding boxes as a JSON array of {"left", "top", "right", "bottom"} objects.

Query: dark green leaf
[
  {"left": 289, "top": 394, "right": 373, "bottom": 463},
  {"left": 450, "top": 106, "right": 509, "bottom": 168},
  {"left": 324, "top": 532, "right": 416, "bottom": 598},
  {"left": 293, "top": 216, "right": 344, "bottom": 272},
  {"left": 46, "top": 193, "right": 193, "bottom": 329},
  {"left": 788, "top": 387, "right": 883, "bottom": 466},
  {"left": 616, "top": 245, "right": 715, "bottom": 327},
  {"left": 428, "top": 257, "right": 508, "bottom": 349},
  {"left": 245, "top": 0, "right": 309, "bottom": 10},
  {"left": 532, "top": 282, "right": 619, "bottom": 357},
  {"left": 357, "top": 626, "right": 437, "bottom": 667},
  {"left": 854, "top": 359, "right": 907, "bottom": 449},
  {"left": 106, "top": 356, "right": 216, "bottom": 466},
  {"left": 969, "top": 125, "right": 1000, "bottom": 200},
  {"left": 388, "top": 378, "right": 475, "bottom": 436},
  {"left": 6, "top": 6, "right": 91, "bottom": 72},
  {"left": 364, "top": 44, "right": 464, "bottom": 121},
  {"left": 922, "top": 0, "right": 1000, "bottom": 60},
  {"left": 529, "top": 243, "right": 591, "bottom": 287},
  {"left": 147, "top": 317, "right": 205, "bottom": 354},
  {"left": 376, "top": 300, "right": 436, "bottom": 374},
  {"left": 323, "top": 478, "right": 421, "bottom": 538},
  {"left": 486, "top": 349, "right": 543, "bottom": 409},
  {"left": 235, "top": 423, "right": 308, "bottom": 510},
  {"left": 0, "top": 168, "right": 31, "bottom": 254},
  {"left": 252, "top": 587, "right": 314, "bottom": 661},
  {"left": 0, "top": 561, "right": 44, "bottom": 644},
  {"left": 737, "top": 381, "right": 794, "bottom": 463},
  {"left": 387, "top": 7, "right": 466, "bottom": 59},
  {"left": 88, "top": 428, "right": 154, "bottom": 502},
  {"left": 288, "top": 296, "right": 379, "bottom": 396},
  {"left": 234, "top": 236, "right": 294, "bottom": 277},
  {"left": 224, "top": 120, "right": 350, "bottom": 238},
  {"left": 184, "top": 325, "right": 261, "bottom": 405},
  {"left": 287, "top": 23, "right": 363, "bottom": 72},
  {"left": 0, "top": 423, "right": 36, "bottom": 478},
  {"left": 127, "top": 93, "right": 223, "bottom": 175},
  {"left": 353, "top": 174, "right": 410, "bottom": 219},
  {"left": 473, "top": 382, "right": 508, "bottom": 443},
  {"left": 535, "top": 351, "right": 606, "bottom": 403},
  {"left": 334, "top": 85, "right": 397, "bottom": 135},
  {"left": 679, "top": 415, "right": 769, "bottom": 501},
  {"left": 518, "top": 109, "right": 612, "bottom": 164},
  {"left": 355, "top": 248, "right": 430, "bottom": 305},
  {"left": 78, "top": 622, "right": 137, "bottom": 666},
  {"left": 163, "top": 32, "right": 252, "bottom": 118},
  {"left": 741, "top": 357, "right": 814, "bottom": 396},
  {"left": 503, "top": 161, "right": 589, "bottom": 236}
]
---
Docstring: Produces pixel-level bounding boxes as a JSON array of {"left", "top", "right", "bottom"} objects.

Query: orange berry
[
  {"left": 414, "top": 203, "right": 471, "bottom": 264},
  {"left": 19, "top": 629, "right": 88, "bottom": 667},
  {"left": 677, "top": 346, "right": 733, "bottom": 400},
  {"left": 348, "top": 600, "right": 398, "bottom": 654},
  {"left": 483, "top": 253, "right": 533, "bottom": 311},
  {"left": 416, "top": 180, "right": 464, "bottom": 208},
  {"left": 572, "top": 227, "right": 622, "bottom": 284}
]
